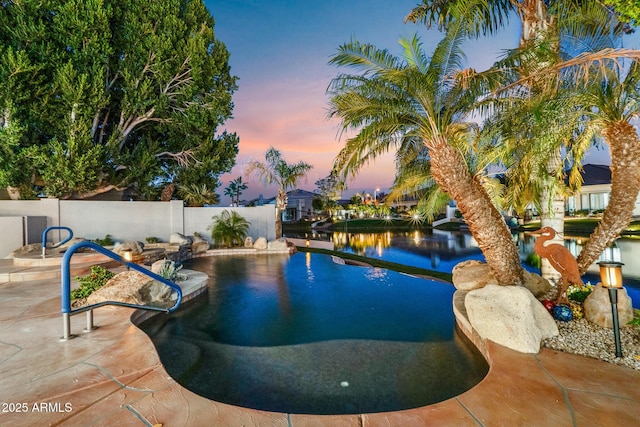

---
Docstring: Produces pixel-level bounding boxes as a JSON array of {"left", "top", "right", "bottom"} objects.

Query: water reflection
[{"left": 331, "top": 230, "right": 640, "bottom": 285}]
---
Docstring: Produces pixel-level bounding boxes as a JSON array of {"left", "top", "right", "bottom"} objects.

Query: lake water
[{"left": 321, "top": 229, "right": 640, "bottom": 307}]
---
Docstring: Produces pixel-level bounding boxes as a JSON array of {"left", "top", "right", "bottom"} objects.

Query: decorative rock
[
  {"left": 451, "top": 260, "right": 499, "bottom": 291},
  {"left": 465, "top": 284, "right": 559, "bottom": 354},
  {"left": 583, "top": 283, "right": 634, "bottom": 328},
  {"left": 541, "top": 299, "right": 556, "bottom": 314},
  {"left": 522, "top": 271, "right": 551, "bottom": 298},
  {"left": 253, "top": 237, "right": 268, "bottom": 250},
  {"left": 86, "top": 271, "right": 177, "bottom": 308},
  {"left": 191, "top": 234, "right": 210, "bottom": 254},
  {"left": 267, "top": 238, "right": 289, "bottom": 251},
  {"left": 244, "top": 236, "right": 254, "bottom": 248},
  {"left": 58, "top": 237, "right": 89, "bottom": 251},
  {"left": 452, "top": 260, "right": 550, "bottom": 297},
  {"left": 114, "top": 241, "right": 144, "bottom": 256},
  {"left": 9, "top": 243, "right": 42, "bottom": 257},
  {"left": 169, "top": 233, "right": 190, "bottom": 245},
  {"left": 552, "top": 304, "right": 573, "bottom": 322}
]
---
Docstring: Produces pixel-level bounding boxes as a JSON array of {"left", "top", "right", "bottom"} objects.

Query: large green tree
[{"left": 0, "top": 0, "right": 238, "bottom": 199}]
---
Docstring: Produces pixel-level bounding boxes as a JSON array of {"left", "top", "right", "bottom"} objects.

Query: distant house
[
  {"left": 566, "top": 164, "right": 640, "bottom": 216},
  {"left": 283, "top": 189, "right": 319, "bottom": 221},
  {"left": 248, "top": 189, "right": 320, "bottom": 221}
]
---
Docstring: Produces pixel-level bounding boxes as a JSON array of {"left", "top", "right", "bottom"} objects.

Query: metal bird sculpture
[{"left": 532, "top": 226, "right": 582, "bottom": 303}]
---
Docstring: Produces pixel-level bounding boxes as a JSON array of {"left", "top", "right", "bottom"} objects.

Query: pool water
[{"left": 139, "top": 253, "right": 488, "bottom": 414}]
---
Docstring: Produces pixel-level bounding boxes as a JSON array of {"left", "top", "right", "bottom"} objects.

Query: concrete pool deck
[{"left": 1, "top": 262, "right": 639, "bottom": 426}]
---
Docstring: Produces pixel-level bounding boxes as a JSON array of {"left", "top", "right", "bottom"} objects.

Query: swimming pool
[{"left": 139, "top": 252, "right": 488, "bottom": 414}]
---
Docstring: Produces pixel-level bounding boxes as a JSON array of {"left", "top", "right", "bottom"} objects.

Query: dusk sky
[{"left": 205, "top": 1, "right": 639, "bottom": 205}]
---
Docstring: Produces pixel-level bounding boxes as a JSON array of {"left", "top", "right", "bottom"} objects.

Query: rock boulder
[
  {"left": 114, "top": 241, "right": 144, "bottom": 256},
  {"left": 451, "top": 260, "right": 550, "bottom": 298},
  {"left": 169, "top": 233, "right": 190, "bottom": 245},
  {"left": 191, "top": 234, "right": 210, "bottom": 254},
  {"left": 452, "top": 260, "right": 498, "bottom": 291},
  {"left": 267, "top": 238, "right": 289, "bottom": 251},
  {"left": 583, "top": 283, "right": 634, "bottom": 328},
  {"left": 253, "top": 237, "right": 268, "bottom": 250},
  {"left": 465, "top": 284, "right": 558, "bottom": 354},
  {"left": 86, "top": 271, "right": 177, "bottom": 309}
]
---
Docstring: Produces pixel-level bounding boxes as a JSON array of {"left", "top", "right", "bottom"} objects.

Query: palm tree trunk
[
  {"left": 576, "top": 121, "right": 640, "bottom": 273},
  {"left": 539, "top": 154, "right": 565, "bottom": 285},
  {"left": 428, "top": 138, "right": 525, "bottom": 286},
  {"left": 275, "top": 208, "right": 283, "bottom": 239}
]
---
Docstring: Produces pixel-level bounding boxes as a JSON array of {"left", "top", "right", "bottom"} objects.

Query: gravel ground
[{"left": 543, "top": 318, "right": 640, "bottom": 370}]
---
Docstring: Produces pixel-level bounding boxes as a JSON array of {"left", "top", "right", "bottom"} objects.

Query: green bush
[
  {"left": 208, "top": 210, "right": 250, "bottom": 248},
  {"left": 71, "top": 265, "right": 115, "bottom": 299},
  {"left": 145, "top": 236, "right": 162, "bottom": 243},
  {"left": 525, "top": 252, "right": 541, "bottom": 269},
  {"left": 629, "top": 309, "right": 640, "bottom": 327},
  {"left": 92, "top": 234, "right": 115, "bottom": 246},
  {"left": 567, "top": 283, "right": 593, "bottom": 303}
]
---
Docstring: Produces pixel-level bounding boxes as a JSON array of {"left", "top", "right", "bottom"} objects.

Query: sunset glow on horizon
[{"left": 207, "top": 1, "right": 637, "bottom": 205}]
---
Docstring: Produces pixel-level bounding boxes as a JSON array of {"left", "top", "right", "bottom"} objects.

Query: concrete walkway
[{"left": 1, "top": 266, "right": 639, "bottom": 426}]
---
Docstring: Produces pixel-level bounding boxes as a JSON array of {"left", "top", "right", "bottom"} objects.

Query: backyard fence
[{"left": 0, "top": 199, "right": 276, "bottom": 258}]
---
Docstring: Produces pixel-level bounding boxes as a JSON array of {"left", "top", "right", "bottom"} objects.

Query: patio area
[{"left": 0, "top": 258, "right": 639, "bottom": 426}]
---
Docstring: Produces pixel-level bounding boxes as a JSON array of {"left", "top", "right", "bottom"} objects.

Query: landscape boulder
[
  {"left": 169, "top": 233, "right": 191, "bottom": 245},
  {"left": 253, "top": 237, "right": 268, "bottom": 250},
  {"left": 86, "top": 270, "right": 177, "bottom": 309},
  {"left": 114, "top": 241, "right": 144, "bottom": 256},
  {"left": 452, "top": 260, "right": 498, "bottom": 291},
  {"left": 452, "top": 260, "right": 550, "bottom": 297},
  {"left": 465, "top": 284, "right": 558, "bottom": 354},
  {"left": 583, "top": 283, "right": 634, "bottom": 328},
  {"left": 244, "top": 236, "right": 254, "bottom": 248},
  {"left": 267, "top": 238, "right": 289, "bottom": 251},
  {"left": 191, "top": 234, "right": 210, "bottom": 254}
]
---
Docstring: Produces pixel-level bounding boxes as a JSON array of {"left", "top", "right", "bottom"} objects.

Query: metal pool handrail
[
  {"left": 60, "top": 241, "right": 182, "bottom": 341},
  {"left": 42, "top": 226, "right": 74, "bottom": 258}
]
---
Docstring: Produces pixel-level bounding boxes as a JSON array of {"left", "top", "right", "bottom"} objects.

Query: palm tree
[
  {"left": 328, "top": 31, "right": 526, "bottom": 286},
  {"left": 224, "top": 176, "right": 248, "bottom": 206},
  {"left": 246, "top": 147, "right": 313, "bottom": 238},
  {"left": 407, "top": 0, "right": 627, "bottom": 286},
  {"left": 573, "top": 62, "right": 640, "bottom": 272},
  {"left": 208, "top": 209, "right": 250, "bottom": 248}
]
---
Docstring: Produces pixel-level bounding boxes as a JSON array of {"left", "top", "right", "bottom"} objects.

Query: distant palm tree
[
  {"left": 224, "top": 176, "right": 248, "bottom": 206},
  {"left": 246, "top": 147, "right": 313, "bottom": 238},
  {"left": 208, "top": 210, "right": 250, "bottom": 247},
  {"left": 328, "top": 30, "right": 526, "bottom": 286}
]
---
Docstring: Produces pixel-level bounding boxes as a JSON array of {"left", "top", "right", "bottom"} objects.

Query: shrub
[
  {"left": 208, "top": 210, "right": 250, "bottom": 248},
  {"left": 157, "top": 260, "right": 188, "bottom": 282},
  {"left": 71, "top": 265, "right": 115, "bottom": 299},
  {"left": 628, "top": 309, "right": 640, "bottom": 326},
  {"left": 92, "top": 234, "right": 115, "bottom": 246},
  {"left": 525, "top": 252, "right": 541, "bottom": 269},
  {"left": 146, "top": 236, "right": 162, "bottom": 243},
  {"left": 567, "top": 283, "right": 593, "bottom": 303}
]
